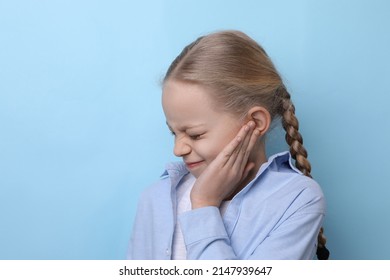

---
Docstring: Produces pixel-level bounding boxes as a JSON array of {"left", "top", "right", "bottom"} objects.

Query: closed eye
[{"left": 189, "top": 134, "right": 202, "bottom": 140}]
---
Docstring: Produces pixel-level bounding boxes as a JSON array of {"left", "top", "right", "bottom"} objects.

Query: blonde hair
[{"left": 164, "top": 30, "right": 329, "bottom": 259}]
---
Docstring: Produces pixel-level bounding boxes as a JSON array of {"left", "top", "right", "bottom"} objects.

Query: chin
[
  {"left": 189, "top": 167, "right": 205, "bottom": 179},
  {"left": 186, "top": 162, "right": 207, "bottom": 178},
  {"left": 189, "top": 171, "right": 201, "bottom": 179}
]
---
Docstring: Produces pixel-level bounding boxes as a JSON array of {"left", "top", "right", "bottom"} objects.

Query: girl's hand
[{"left": 190, "top": 121, "right": 260, "bottom": 209}]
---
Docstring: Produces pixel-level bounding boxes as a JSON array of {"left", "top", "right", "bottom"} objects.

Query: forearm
[
  {"left": 179, "top": 206, "right": 238, "bottom": 259},
  {"left": 179, "top": 207, "right": 324, "bottom": 260}
]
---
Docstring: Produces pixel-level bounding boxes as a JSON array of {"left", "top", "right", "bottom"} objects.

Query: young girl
[{"left": 127, "top": 30, "right": 329, "bottom": 260}]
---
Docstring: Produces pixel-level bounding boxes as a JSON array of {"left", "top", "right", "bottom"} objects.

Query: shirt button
[{"left": 166, "top": 249, "right": 170, "bottom": 255}]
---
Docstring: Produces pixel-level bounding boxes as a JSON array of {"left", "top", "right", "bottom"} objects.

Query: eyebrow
[{"left": 165, "top": 122, "right": 205, "bottom": 132}]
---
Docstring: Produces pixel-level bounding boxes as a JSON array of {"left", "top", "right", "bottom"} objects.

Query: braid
[
  {"left": 280, "top": 91, "right": 312, "bottom": 177},
  {"left": 278, "top": 86, "right": 330, "bottom": 259},
  {"left": 316, "top": 227, "right": 329, "bottom": 260}
]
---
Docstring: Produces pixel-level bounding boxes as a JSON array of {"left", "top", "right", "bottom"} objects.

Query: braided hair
[
  {"left": 164, "top": 30, "right": 329, "bottom": 259},
  {"left": 277, "top": 86, "right": 329, "bottom": 259}
]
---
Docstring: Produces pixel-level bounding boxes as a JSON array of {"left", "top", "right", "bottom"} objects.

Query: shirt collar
[
  {"left": 160, "top": 151, "right": 301, "bottom": 188},
  {"left": 264, "top": 151, "right": 302, "bottom": 175},
  {"left": 161, "top": 161, "right": 189, "bottom": 177}
]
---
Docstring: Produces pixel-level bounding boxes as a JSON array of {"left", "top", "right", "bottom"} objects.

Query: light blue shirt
[{"left": 127, "top": 151, "right": 325, "bottom": 259}]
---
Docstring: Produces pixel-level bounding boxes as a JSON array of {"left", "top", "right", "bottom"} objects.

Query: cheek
[
  {"left": 202, "top": 136, "right": 234, "bottom": 161},
  {"left": 192, "top": 141, "right": 217, "bottom": 162}
]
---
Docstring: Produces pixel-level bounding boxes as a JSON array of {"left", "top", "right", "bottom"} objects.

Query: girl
[{"left": 127, "top": 30, "right": 329, "bottom": 260}]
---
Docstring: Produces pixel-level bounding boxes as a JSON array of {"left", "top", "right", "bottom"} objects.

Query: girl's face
[{"left": 162, "top": 80, "right": 243, "bottom": 178}]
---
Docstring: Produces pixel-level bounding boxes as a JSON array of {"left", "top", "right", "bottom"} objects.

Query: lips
[{"left": 185, "top": 160, "right": 205, "bottom": 169}]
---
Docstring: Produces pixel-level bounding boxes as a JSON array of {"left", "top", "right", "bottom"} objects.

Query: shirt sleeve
[
  {"left": 179, "top": 206, "right": 238, "bottom": 259},
  {"left": 249, "top": 212, "right": 324, "bottom": 259},
  {"left": 179, "top": 200, "right": 324, "bottom": 260}
]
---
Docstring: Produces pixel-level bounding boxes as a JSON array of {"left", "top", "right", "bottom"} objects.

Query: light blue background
[{"left": 1, "top": 0, "right": 389, "bottom": 259}]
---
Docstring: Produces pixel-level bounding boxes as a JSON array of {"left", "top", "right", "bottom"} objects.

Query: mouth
[{"left": 185, "top": 160, "right": 205, "bottom": 169}]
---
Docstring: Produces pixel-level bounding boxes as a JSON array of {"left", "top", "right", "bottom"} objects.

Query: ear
[{"left": 246, "top": 106, "right": 271, "bottom": 136}]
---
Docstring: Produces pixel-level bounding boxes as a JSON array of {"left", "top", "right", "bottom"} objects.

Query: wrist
[{"left": 190, "top": 196, "right": 222, "bottom": 209}]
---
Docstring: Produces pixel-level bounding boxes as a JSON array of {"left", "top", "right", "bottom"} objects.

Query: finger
[
  {"left": 229, "top": 122, "right": 253, "bottom": 165},
  {"left": 229, "top": 126, "right": 260, "bottom": 178},
  {"left": 239, "top": 128, "right": 260, "bottom": 173},
  {"left": 244, "top": 127, "right": 260, "bottom": 161},
  {"left": 218, "top": 122, "right": 252, "bottom": 164},
  {"left": 228, "top": 121, "right": 256, "bottom": 166}
]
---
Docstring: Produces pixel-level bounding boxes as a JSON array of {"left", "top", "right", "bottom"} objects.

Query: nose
[{"left": 173, "top": 137, "right": 191, "bottom": 157}]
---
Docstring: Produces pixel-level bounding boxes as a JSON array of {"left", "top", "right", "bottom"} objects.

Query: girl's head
[{"left": 162, "top": 30, "right": 312, "bottom": 177}]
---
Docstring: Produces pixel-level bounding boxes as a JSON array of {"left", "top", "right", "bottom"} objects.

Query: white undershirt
[{"left": 171, "top": 173, "right": 231, "bottom": 259}]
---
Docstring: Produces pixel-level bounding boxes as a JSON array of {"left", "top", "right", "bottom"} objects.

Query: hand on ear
[{"left": 246, "top": 106, "right": 271, "bottom": 136}]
